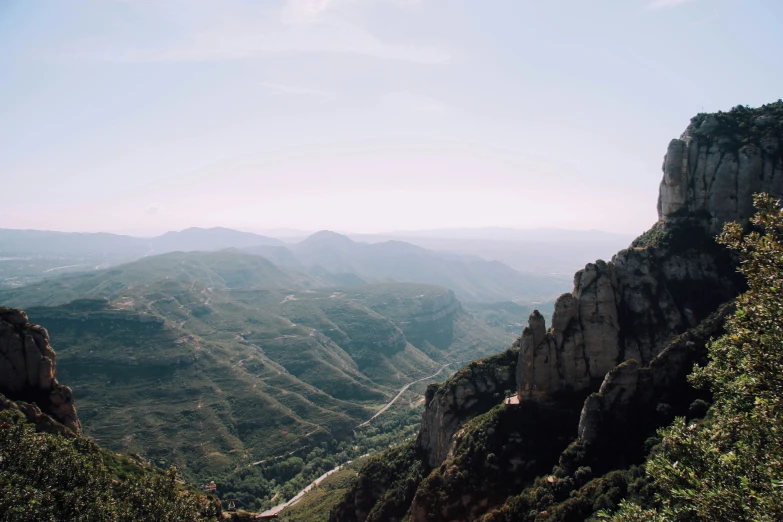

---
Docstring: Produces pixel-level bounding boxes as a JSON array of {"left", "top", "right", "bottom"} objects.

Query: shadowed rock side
[
  {"left": 0, "top": 307, "right": 80, "bottom": 433},
  {"left": 575, "top": 303, "right": 732, "bottom": 466},
  {"left": 330, "top": 349, "right": 519, "bottom": 522},
  {"left": 515, "top": 242, "right": 739, "bottom": 401}
]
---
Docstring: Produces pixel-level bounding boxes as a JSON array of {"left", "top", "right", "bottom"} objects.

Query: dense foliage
[
  {"left": 0, "top": 411, "right": 220, "bottom": 521},
  {"left": 612, "top": 194, "right": 783, "bottom": 521},
  {"left": 352, "top": 440, "right": 426, "bottom": 522},
  {"left": 479, "top": 464, "right": 655, "bottom": 522},
  {"left": 687, "top": 100, "right": 783, "bottom": 151}
]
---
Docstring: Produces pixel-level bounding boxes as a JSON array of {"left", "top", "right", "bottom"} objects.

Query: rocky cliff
[
  {"left": 0, "top": 307, "right": 80, "bottom": 433},
  {"left": 331, "top": 101, "right": 783, "bottom": 522},
  {"left": 659, "top": 106, "right": 783, "bottom": 235},
  {"left": 399, "top": 291, "right": 463, "bottom": 352},
  {"left": 575, "top": 302, "right": 731, "bottom": 463},
  {"left": 517, "top": 103, "right": 783, "bottom": 403},
  {"left": 516, "top": 238, "right": 739, "bottom": 401}
]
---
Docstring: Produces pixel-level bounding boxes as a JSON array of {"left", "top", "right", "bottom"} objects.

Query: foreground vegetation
[
  {"left": 611, "top": 194, "right": 783, "bottom": 521},
  {"left": 0, "top": 410, "right": 220, "bottom": 521},
  {"left": 278, "top": 467, "right": 362, "bottom": 522}
]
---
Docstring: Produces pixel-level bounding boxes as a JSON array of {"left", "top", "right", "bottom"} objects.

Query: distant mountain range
[
  {"left": 352, "top": 227, "right": 635, "bottom": 243},
  {"left": 0, "top": 226, "right": 282, "bottom": 256},
  {"left": 244, "top": 227, "right": 637, "bottom": 279},
  {"left": 0, "top": 227, "right": 573, "bottom": 302}
]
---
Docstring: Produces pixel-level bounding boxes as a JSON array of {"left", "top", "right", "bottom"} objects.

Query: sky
[{"left": 0, "top": 0, "right": 781, "bottom": 237}]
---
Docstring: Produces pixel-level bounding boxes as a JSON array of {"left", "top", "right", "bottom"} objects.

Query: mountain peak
[
  {"left": 298, "top": 230, "right": 356, "bottom": 248},
  {"left": 151, "top": 227, "right": 283, "bottom": 250}
]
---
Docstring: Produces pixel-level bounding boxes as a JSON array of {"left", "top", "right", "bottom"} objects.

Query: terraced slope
[{"left": 0, "top": 251, "right": 509, "bottom": 499}]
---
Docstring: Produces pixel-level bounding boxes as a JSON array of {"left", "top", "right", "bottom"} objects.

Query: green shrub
[
  {"left": 0, "top": 413, "right": 220, "bottom": 521},
  {"left": 612, "top": 194, "right": 783, "bottom": 521}
]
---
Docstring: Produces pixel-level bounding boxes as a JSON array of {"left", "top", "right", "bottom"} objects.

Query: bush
[{"left": 0, "top": 413, "right": 220, "bottom": 521}]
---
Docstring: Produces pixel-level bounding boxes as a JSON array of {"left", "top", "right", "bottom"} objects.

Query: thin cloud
[
  {"left": 646, "top": 0, "right": 697, "bottom": 10},
  {"left": 258, "top": 82, "right": 330, "bottom": 97},
  {"left": 61, "top": 0, "right": 450, "bottom": 65},
  {"left": 382, "top": 91, "right": 448, "bottom": 114}
]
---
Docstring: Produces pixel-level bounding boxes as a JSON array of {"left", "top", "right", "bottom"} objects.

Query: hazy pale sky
[{"left": 1, "top": 0, "right": 781, "bottom": 236}]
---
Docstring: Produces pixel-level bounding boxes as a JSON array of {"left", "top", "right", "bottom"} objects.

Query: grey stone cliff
[
  {"left": 576, "top": 302, "right": 731, "bottom": 463},
  {"left": 659, "top": 112, "right": 783, "bottom": 235},
  {"left": 518, "top": 105, "right": 783, "bottom": 403}
]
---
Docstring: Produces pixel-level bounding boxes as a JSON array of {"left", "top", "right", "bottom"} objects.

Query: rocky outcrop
[
  {"left": 0, "top": 307, "right": 80, "bottom": 432},
  {"left": 516, "top": 242, "right": 738, "bottom": 401},
  {"left": 517, "top": 103, "right": 783, "bottom": 403},
  {"left": 0, "top": 392, "right": 78, "bottom": 438},
  {"left": 659, "top": 107, "right": 783, "bottom": 235},
  {"left": 417, "top": 348, "right": 518, "bottom": 468},
  {"left": 394, "top": 290, "right": 463, "bottom": 351},
  {"left": 331, "top": 101, "right": 783, "bottom": 522},
  {"left": 577, "top": 303, "right": 731, "bottom": 454}
]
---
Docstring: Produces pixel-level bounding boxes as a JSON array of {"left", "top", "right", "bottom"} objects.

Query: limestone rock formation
[
  {"left": 417, "top": 348, "right": 518, "bottom": 468},
  {"left": 516, "top": 244, "right": 736, "bottom": 401},
  {"left": 0, "top": 307, "right": 80, "bottom": 432},
  {"left": 517, "top": 104, "right": 783, "bottom": 403},
  {"left": 401, "top": 291, "right": 463, "bottom": 350},
  {"left": 576, "top": 303, "right": 731, "bottom": 453},
  {"left": 659, "top": 111, "right": 783, "bottom": 235}
]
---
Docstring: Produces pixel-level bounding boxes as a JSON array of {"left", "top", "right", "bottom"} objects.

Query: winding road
[
  {"left": 254, "top": 361, "right": 463, "bottom": 517},
  {"left": 357, "top": 361, "right": 461, "bottom": 428},
  {"left": 259, "top": 455, "right": 368, "bottom": 517}
]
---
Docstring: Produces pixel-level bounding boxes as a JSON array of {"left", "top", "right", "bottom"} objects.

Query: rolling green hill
[{"left": 0, "top": 250, "right": 511, "bottom": 509}]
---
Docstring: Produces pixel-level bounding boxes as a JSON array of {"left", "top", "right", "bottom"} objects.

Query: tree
[{"left": 611, "top": 193, "right": 783, "bottom": 521}]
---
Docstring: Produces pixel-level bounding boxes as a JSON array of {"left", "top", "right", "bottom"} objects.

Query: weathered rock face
[
  {"left": 517, "top": 242, "right": 738, "bottom": 401},
  {"left": 417, "top": 348, "right": 518, "bottom": 468},
  {"left": 0, "top": 307, "right": 80, "bottom": 432},
  {"left": 573, "top": 303, "right": 731, "bottom": 472},
  {"left": 659, "top": 110, "right": 783, "bottom": 235},
  {"left": 517, "top": 104, "right": 783, "bottom": 403}
]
